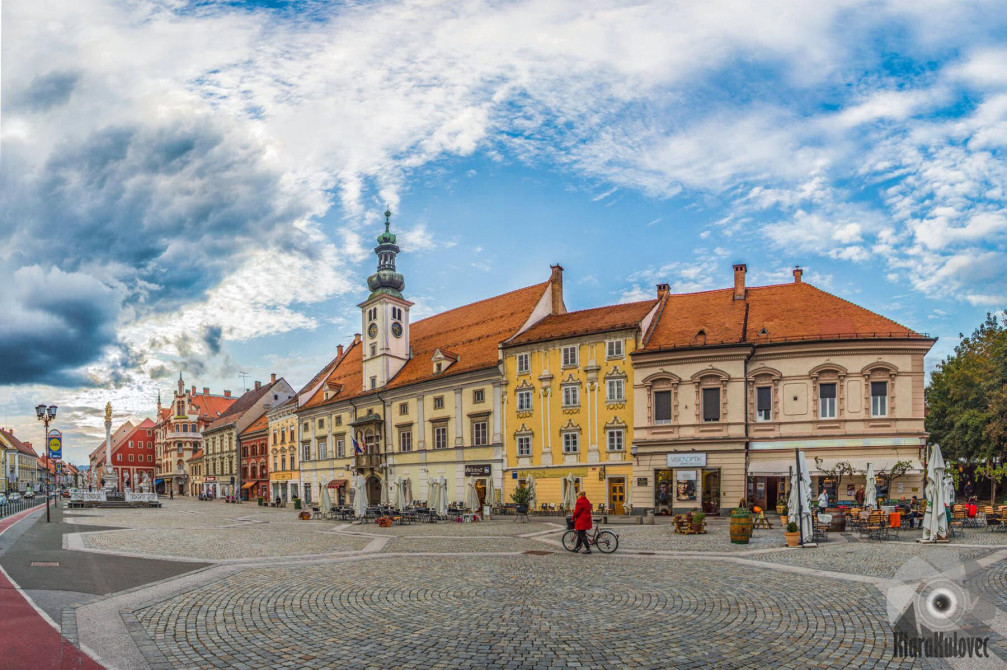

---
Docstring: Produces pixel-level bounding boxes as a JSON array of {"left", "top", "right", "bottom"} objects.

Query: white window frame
[
  {"left": 434, "top": 425, "right": 448, "bottom": 450},
  {"left": 516, "top": 435, "right": 532, "bottom": 457},
  {"left": 516, "top": 353, "right": 530, "bottom": 374},
  {"left": 606, "top": 379, "right": 625, "bottom": 402},
  {"left": 871, "top": 381, "right": 888, "bottom": 417},
  {"left": 562, "top": 432, "right": 579, "bottom": 454},
  {"left": 318, "top": 439, "right": 327, "bottom": 460},
  {"left": 399, "top": 430, "right": 412, "bottom": 452},
  {"left": 702, "top": 387, "right": 721, "bottom": 422},
  {"left": 819, "top": 383, "right": 837, "bottom": 419},
  {"left": 606, "top": 429, "right": 624, "bottom": 452},
  {"left": 516, "top": 390, "right": 533, "bottom": 412},
  {"left": 335, "top": 439, "right": 345, "bottom": 458},
  {"left": 302, "top": 442, "right": 311, "bottom": 462},
  {"left": 756, "top": 386, "right": 772, "bottom": 422},
  {"left": 606, "top": 340, "right": 624, "bottom": 359},
  {"left": 562, "top": 385, "right": 579, "bottom": 408},
  {"left": 561, "top": 345, "right": 579, "bottom": 368},
  {"left": 472, "top": 421, "right": 488, "bottom": 446}
]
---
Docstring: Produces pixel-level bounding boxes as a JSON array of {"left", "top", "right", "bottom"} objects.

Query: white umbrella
[
  {"left": 319, "top": 481, "right": 332, "bottom": 515},
  {"left": 562, "top": 473, "right": 577, "bottom": 510},
  {"left": 486, "top": 476, "right": 496, "bottom": 508},
  {"left": 864, "top": 463, "right": 877, "bottom": 509},
  {"left": 465, "top": 479, "right": 481, "bottom": 511},
  {"left": 404, "top": 477, "right": 413, "bottom": 507},
  {"left": 920, "top": 445, "right": 949, "bottom": 543},
  {"left": 395, "top": 476, "right": 407, "bottom": 511},
  {"left": 943, "top": 475, "right": 955, "bottom": 506},
  {"left": 437, "top": 475, "right": 449, "bottom": 517},
  {"left": 380, "top": 477, "right": 390, "bottom": 506},
  {"left": 787, "top": 451, "right": 814, "bottom": 545},
  {"left": 353, "top": 475, "right": 368, "bottom": 519},
  {"left": 525, "top": 474, "right": 537, "bottom": 511},
  {"left": 428, "top": 478, "right": 440, "bottom": 513}
]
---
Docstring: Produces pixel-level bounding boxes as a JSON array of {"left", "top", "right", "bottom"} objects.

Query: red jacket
[{"left": 571, "top": 496, "right": 593, "bottom": 530}]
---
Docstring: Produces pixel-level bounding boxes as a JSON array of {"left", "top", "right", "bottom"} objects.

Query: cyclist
[{"left": 571, "top": 491, "right": 593, "bottom": 554}]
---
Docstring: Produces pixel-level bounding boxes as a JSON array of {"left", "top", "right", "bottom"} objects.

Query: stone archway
[{"left": 366, "top": 476, "right": 382, "bottom": 505}]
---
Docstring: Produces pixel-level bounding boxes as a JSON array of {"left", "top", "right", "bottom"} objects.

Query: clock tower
[{"left": 359, "top": 211, "right": 413, "bottom": 390}]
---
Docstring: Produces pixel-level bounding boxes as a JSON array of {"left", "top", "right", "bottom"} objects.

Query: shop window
[
  {"left": 304, "top": 484, "right": 312, "bottom": 504},
  {"left": 517, "top": 390, "right": 533, "bottom": 412},
  {"left": 516, "top": 435, "right": 532, "bottom": 456},
  {"left": 654, "top": 390, "right": 672, "bottom": 424},
  {"left": 516, "top": 353, "right": 530, "bottom": 374},
  {"left": 702, "top": 387, "right": 721, "bottom": 422},
  {"left": 756, "top": 386, "right": 772, "bottom": 422},
  {"left": 819, "top": 383, "right": 837, "bottom": 418},
  {"left": 871, "top": 381, "right": 888, "bottom": 416},
  {"left": 472, "top": 421, "right": 488, "bottom": 446}
]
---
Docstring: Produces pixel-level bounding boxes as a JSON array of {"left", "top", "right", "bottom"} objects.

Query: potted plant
[
  {"left": 784, "top": 521, "right": 801, "bottom": 547},
  {"left": 775, "top": 502, "right": 787, "bottom": 515},
  {"left": 510, "top": 486, "right": 533, "bottom": 515},
  {"left": 691, "top": 511, "right": 706, "bottom": 532}
]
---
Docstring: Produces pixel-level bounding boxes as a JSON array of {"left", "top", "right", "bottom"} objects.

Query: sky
[{"left": 2, "top": 0, "right": 1006, "bottom": 466}]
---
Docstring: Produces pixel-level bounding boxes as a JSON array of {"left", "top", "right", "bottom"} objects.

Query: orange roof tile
[
  {"left": 0, "top": 427, "right": 38, "bottom": 457},
  {"left": 239, "top": 413, "right": 269, "bottom": 436},
  {"left": 300, "top": 280, "right": 550, "bottom": 409},
  {"left": 189, "top": 449, "right": 204, "bottom": 461},
  {"left": 189, "top": 392, "right": 238, "bottom": 420},
  {"left": 641, "top": 282, "right": 926, "bottom": 352},
  {"left": 505, "top": 299, "right": 658, "bottom": 346}
]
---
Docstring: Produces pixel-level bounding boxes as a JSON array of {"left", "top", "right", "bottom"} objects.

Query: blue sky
[{"left": 2, "top": 0, "right": 1006, "bottom": 464}]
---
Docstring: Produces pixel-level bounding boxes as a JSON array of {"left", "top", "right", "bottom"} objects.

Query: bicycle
[{"left": 562, "top": 520, "right": 619, "bottom": 553}]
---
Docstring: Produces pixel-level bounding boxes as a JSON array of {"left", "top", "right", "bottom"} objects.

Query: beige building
[
  {"left": 1, "top": 427, "right": 40, "bottom": 494},
  {"left": 631, "top": 265, "right": 934, "bottom": 515}
]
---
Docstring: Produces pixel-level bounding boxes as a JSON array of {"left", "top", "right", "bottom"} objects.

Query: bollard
[{"left": 645, "top": 509, "right": 656, "bottom": 525}]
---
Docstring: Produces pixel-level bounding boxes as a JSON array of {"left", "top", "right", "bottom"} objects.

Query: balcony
[
  {"left": 354, "top": 453, "right": 383, "bottom": 469},
  {"left": 170, "top": 432, "right": 202, "bottom": 440}
]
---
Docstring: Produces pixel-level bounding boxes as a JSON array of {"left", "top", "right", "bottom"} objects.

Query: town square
[{"left": 5, "top": 1, "right": 1007, "bottom": 668}]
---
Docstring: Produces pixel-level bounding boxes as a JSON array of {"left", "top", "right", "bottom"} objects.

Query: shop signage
[
  {"left": 521, "top": 467, "right": 591, "bottom": 479},
  {"left": 271, "top": 471, "right": 296, "bottom": 481},
  {"left": 637, "top": 477, "right": 648, "bottom": 487},
  {"left": 205, "top": 476, "right": 217, "bottom": 482},
  {"left": 47, "top": 430, "right": 62, "bottom": 460},
  {"left": 667, "top": 453, "right": 706, "bottom": 468},
  {"left": 464, "top": 464, "right": 491, "bottom": 477}
]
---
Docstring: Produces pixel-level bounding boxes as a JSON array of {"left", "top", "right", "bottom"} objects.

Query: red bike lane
[{"left": 0, "top": 506, "right": 104, "bottom": 670}]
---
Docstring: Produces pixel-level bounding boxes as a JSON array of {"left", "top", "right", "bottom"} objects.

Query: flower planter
[{"left": 784, "top": 531, "right": 801, "bottom": 548}]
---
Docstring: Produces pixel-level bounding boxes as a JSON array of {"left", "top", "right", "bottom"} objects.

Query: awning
[
  {"left": 154, "top": 478, "right": 164, "bottom": 484},
  {"left": 327, "top": 479, "right": 348, "bottom": 489},
  {"left": 241, "top": 481, "right": 256, "bottom": 489},
  {"left": 748, "top": 456, "right": 923, "bottom": 477}
]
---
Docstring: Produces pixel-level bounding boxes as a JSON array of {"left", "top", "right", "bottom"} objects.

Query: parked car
[
  {"left": 23, "top": 490, "right": 35, "bottom": 499},
  {"left": 61, "top": 490, "right": 71, "bottom": 498},
  {"left": 9, "top": 492, "right": 21, "bottom": 502},
  {"left": 0, "top": 494, "right": 8, "bottom": 505}
]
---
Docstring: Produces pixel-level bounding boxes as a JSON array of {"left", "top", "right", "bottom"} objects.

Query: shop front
[
  {"left": 504, "top": 463, "right": 633, "bottom": 511},
  {"left": 652, "top": 453, "right": 722, "bottom": 516},
  {"left": 202, "top": 475, "right": 218, "bottom": 497}
]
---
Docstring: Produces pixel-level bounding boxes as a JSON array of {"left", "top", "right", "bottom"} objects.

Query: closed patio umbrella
[
  {"left": 920, "top": 445, "right": 949, "bottom": 543},
  {"left": 562, "top": 473, "right": 577, "bottom": 510},
  {"left": 380, "top": 477, "right": 390, "bottom": 506},
  {"left": 788, "top": 451, "right": 814, "bottom": 545},
  {"left": 428, "top": 478, "right": 440, "bottom": 513},
  {"left": 319, "top": 482, "right": 331, "bottom": 516},
  {"left": 395, "top": 476, "right": 407, "bottom": 511},
  {"left": 525, "top": 474, "right": 537, "bottom": 511},
  {"left": 486, "top": 476, "right": 496, "bottom": 508},
  {"left": 404, "top": 477, "right": 413, "bottom": 507},
  {"left": 864, "top": 463, "right": 877, "bottom": 509},
  {"left": 465, "top": 479, "right": 481, "bottom": 511},
  {"left": 437, "top": 475, "right": 449, "bottom": 517},
  {"left": 353, "top": 475, "right": 368, "bottom": 519}
]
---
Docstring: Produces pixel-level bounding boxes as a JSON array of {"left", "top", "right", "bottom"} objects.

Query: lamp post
[{"left": 34, "top": 404, "right": 57, "bottom": 523}]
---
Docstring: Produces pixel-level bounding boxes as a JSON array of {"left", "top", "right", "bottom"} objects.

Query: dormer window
[{"left": 435, "top": 362, "right": 442, "bottom": 373}]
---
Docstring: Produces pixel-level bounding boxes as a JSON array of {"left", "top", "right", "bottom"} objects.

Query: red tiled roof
[
  {"left": 0, "top": 427, "right": 38, "bottom": 457},
  {"left": 189, "top": 392, "right": 238, "bottom": 420},
  {"left": 505, "top": 299, "right": 658, "bottom": 346},
  {"left": 301, "top": 280, "right": 550, "bottom": 409},
  {"left": 189, "top": 449, "right": 204, "bottom": 461},
  {"left": 206, "top": 380, "right": 283, "bottom": 430},
  {"left": 239, "top": 413, "right": 269, "bottom": 436},
  {"left": 640, "top": 282, "right": 926, "bottom": 352}
]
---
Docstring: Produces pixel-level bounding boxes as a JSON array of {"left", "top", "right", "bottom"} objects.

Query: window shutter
[
  {"left": 756, "top": 387, "right": 772, "bottom": 412},
  {"left": 654, "top": 391, "right": 672, "bottom": 422},
  {"left": 702, "top": 388, "right": 720, "bottom": 421}
]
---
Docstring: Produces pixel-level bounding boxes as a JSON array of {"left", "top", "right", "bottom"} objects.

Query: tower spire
[{"left": 367, "top": 210, "right": 404, "bottom": 298}]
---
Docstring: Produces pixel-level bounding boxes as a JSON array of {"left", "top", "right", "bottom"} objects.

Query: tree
[
  {"left": 814, "top": 458, "right": 855, "bottom": 495},
  {"left": 874, "top": 459, "right": 915, "bottom": 499}
]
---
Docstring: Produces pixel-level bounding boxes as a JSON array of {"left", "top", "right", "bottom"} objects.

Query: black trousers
[{"left": 573, "top": 529, "right": 589, "bottom": 551}]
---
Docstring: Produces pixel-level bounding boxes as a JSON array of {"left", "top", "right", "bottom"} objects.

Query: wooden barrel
[{"left": 730, "top": 508, "right": 753, "bottom": 544}]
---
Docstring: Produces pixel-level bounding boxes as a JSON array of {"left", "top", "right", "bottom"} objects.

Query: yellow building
[
  {"left": 188, "top": 450, "right": 204, "bottom": 497},
  {"left": 267, "top": 397, "right": 301, "bottom": 503},
  {"left": 297, "top": 213, "right": 565, "bottom": 507},
  {"left": 501, "top": 299, "right": 660, "bottom": 513}
]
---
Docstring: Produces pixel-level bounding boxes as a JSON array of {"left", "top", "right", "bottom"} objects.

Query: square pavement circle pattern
[{"left": 54, "top": 501, "right": 1007, "bottom": 669}]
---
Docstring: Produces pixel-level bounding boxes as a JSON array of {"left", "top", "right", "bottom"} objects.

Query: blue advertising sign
[{"left": 47, "top": 429, "right": 62, "bottom": 460}]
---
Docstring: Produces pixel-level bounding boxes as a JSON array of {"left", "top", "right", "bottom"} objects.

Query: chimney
[
  {"left": 254, "top": 381, "right": 261, "bottom": 390},
  {"left": 191, "top": 385, "right": 196, "bottom": 395},
  {"left": 270, "top": 373, "right": 276, "bottom": 384},
  {"left": 202, "top": 387, "right": 209, "bottom": 395},
  {"left": 224, "top": 390, "right": 231, "bottom": 398},
  {"left": 549, "top": 264, "right": 567, "bottom": 315},
  {"left": 656, "top": 283, "right": 670, "bottom": 298},
  {"left": 353, "top": 333, "right": 361, "bottom": 344},
  {"left": 337, "top": 344, "right": 344, "bottom": 357},
  {"left": 733, "top": 263, "right": 747, "bottom": 300},
  {"left": 793, "top": 266, "right": 803, "bottom": 284}
]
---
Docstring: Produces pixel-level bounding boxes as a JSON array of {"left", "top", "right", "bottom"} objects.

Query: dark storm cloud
[
  {"left": 0, "top": 112, "right": 318, "bottom": 385},
  {"left": 0, "top": 266, "right": 119, "bottom": 386},
  {"left": 6, "top": 70, "right": 80, "bottom": 112},
  {"left": 203, "top": 325, "right": 223, "bottom": 355}
]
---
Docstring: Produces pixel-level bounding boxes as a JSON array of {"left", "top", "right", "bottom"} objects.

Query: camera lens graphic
[{"left": 916, "top": 579, "right": 967, "bottom": 631}]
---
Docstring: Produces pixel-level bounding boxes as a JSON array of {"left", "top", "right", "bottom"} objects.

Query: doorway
[
  {"left": 366, "top": 476, "right": 382, "bottom": 505},
  {"left": 752, "top": 476, "right": 781, "bottom": 512},
  {"left": 703, "top": 469, "right": 721, "bottom": 515},
  {"left": 475, "top": 479, "right": 487, "bottom": 506},
  {"left": 608, "top": 478, "right": 626, "bottom": 515}
]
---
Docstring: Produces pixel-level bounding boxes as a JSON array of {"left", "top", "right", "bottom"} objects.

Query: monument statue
[
  {"left": 105, "top": 402, "right": 112, "bottom": 422},
  {"left": 102, "top": 401, "right": 117, "bottom": 490}
]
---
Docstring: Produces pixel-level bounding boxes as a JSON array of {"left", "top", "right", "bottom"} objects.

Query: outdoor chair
[
  {"left": 812, "top": 512, "right": 829, "bottom": 542},
  {"left": 982, "top": 506, "right": 1000, "bottom": 531},
  {"left": 887, "top": 510, "right": 902, "bottom": 540},
  {"left": 949, "top": 508, "right": 967, "bottom": 538},
  {"left": 866, "top": 511, "right": 887, "bottom": 541}
]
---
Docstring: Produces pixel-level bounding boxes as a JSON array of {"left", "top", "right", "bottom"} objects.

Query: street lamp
[{"left": 35, "top": 404, "right": 57, "bottom": 523}]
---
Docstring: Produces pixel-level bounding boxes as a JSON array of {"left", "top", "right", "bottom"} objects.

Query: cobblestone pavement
[
  {"left": 134, "top": 556, "right": 931, "bottom": 670},
  {"left": 612, "top": 521, "right": 784, "bottom": 553}
]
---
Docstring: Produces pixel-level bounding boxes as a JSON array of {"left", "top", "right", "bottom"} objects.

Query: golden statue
[{"left": 105, "top": 402, "right": 112, "bottom": 423}]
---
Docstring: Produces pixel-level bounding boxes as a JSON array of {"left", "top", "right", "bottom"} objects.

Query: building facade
[
  {"left": 239, "top": 415, "right": 270, "bottom": 501},
  {"left": 1, "top": 427, "right": 40, "bottom": 494},
  {"left": 268, "top": 397, "right": 301, "bottom": 504},
  {"left": 297, "top": 214, "right": 564, "bottom": 508},
  {"left": 500, "top": 299, "right": 659, "bottom": 512},
  {"left": 188, "top": 450, "right": 205, "bottom": 497},
  {"left": 154, "top": 376, "right": 237, "bottom": 496},
  {"left": 630, "top": 265, "right": 934, "bottom": 515},
  {"left": 89, "top": 419, "right": 157, "bottom": 490}
]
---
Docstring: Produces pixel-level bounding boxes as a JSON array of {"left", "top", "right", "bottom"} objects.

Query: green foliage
[
  {"left": 814, "top": 458, "right": 856, "bottom": 490},
  {"left": 926, "top": 313, "right": 1007, "bottom": 464},
  {"left": 691, "top": 511, "right": 706, "bottom": 524},
  {"left": 875, "top": 459, "right": 916, "bottom": 490},
  {"left": 510, "top": 486, "right": 533, "bottom": 505},
  {"left": 787, "top": 521, "right": 799, "bottom": 532}
]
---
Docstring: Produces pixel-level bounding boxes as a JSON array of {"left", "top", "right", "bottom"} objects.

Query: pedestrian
[
  {"left": 855, "top": 485, "right": 865, "bottom": 507},
  {"left": 963, "top": 479, "right": 973, "bottom": 499},
  {"left": 571, "top": 491, "right": 593, "bottom": 554},
  {"left": 169, "top": 488, "right": 173, "bottom": 500},
  {"left": 817, "top": 488, "right": 829, "bottom": 510}
]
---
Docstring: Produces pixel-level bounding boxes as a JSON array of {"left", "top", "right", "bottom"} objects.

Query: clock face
[
  {"left": 368, "top": 323, "right": 378, "bottom": 339},
  {"left": 391, "top": 322, "right": 403, "bottom": 338}
]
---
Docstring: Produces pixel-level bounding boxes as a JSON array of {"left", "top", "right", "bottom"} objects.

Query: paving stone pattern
[
  {"left": 134, "top": 557, "right": 934, "bottom": 669},
  {"left": 84, "top": 527, "right": 372, "bottom": 559},
  {"left": 613, "top": 522, "right": 783, "bottom": 553}
]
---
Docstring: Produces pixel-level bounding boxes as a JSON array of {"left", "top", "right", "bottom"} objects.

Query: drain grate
[
  {"left": 30, "top": 561, "right": 59, "bottom": 567},
  {"left": 523, "top": 550, "right": 554, "bottom": 556},
  {"left": 637, "top": 552, "right": 656, "bottom": 555}
]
